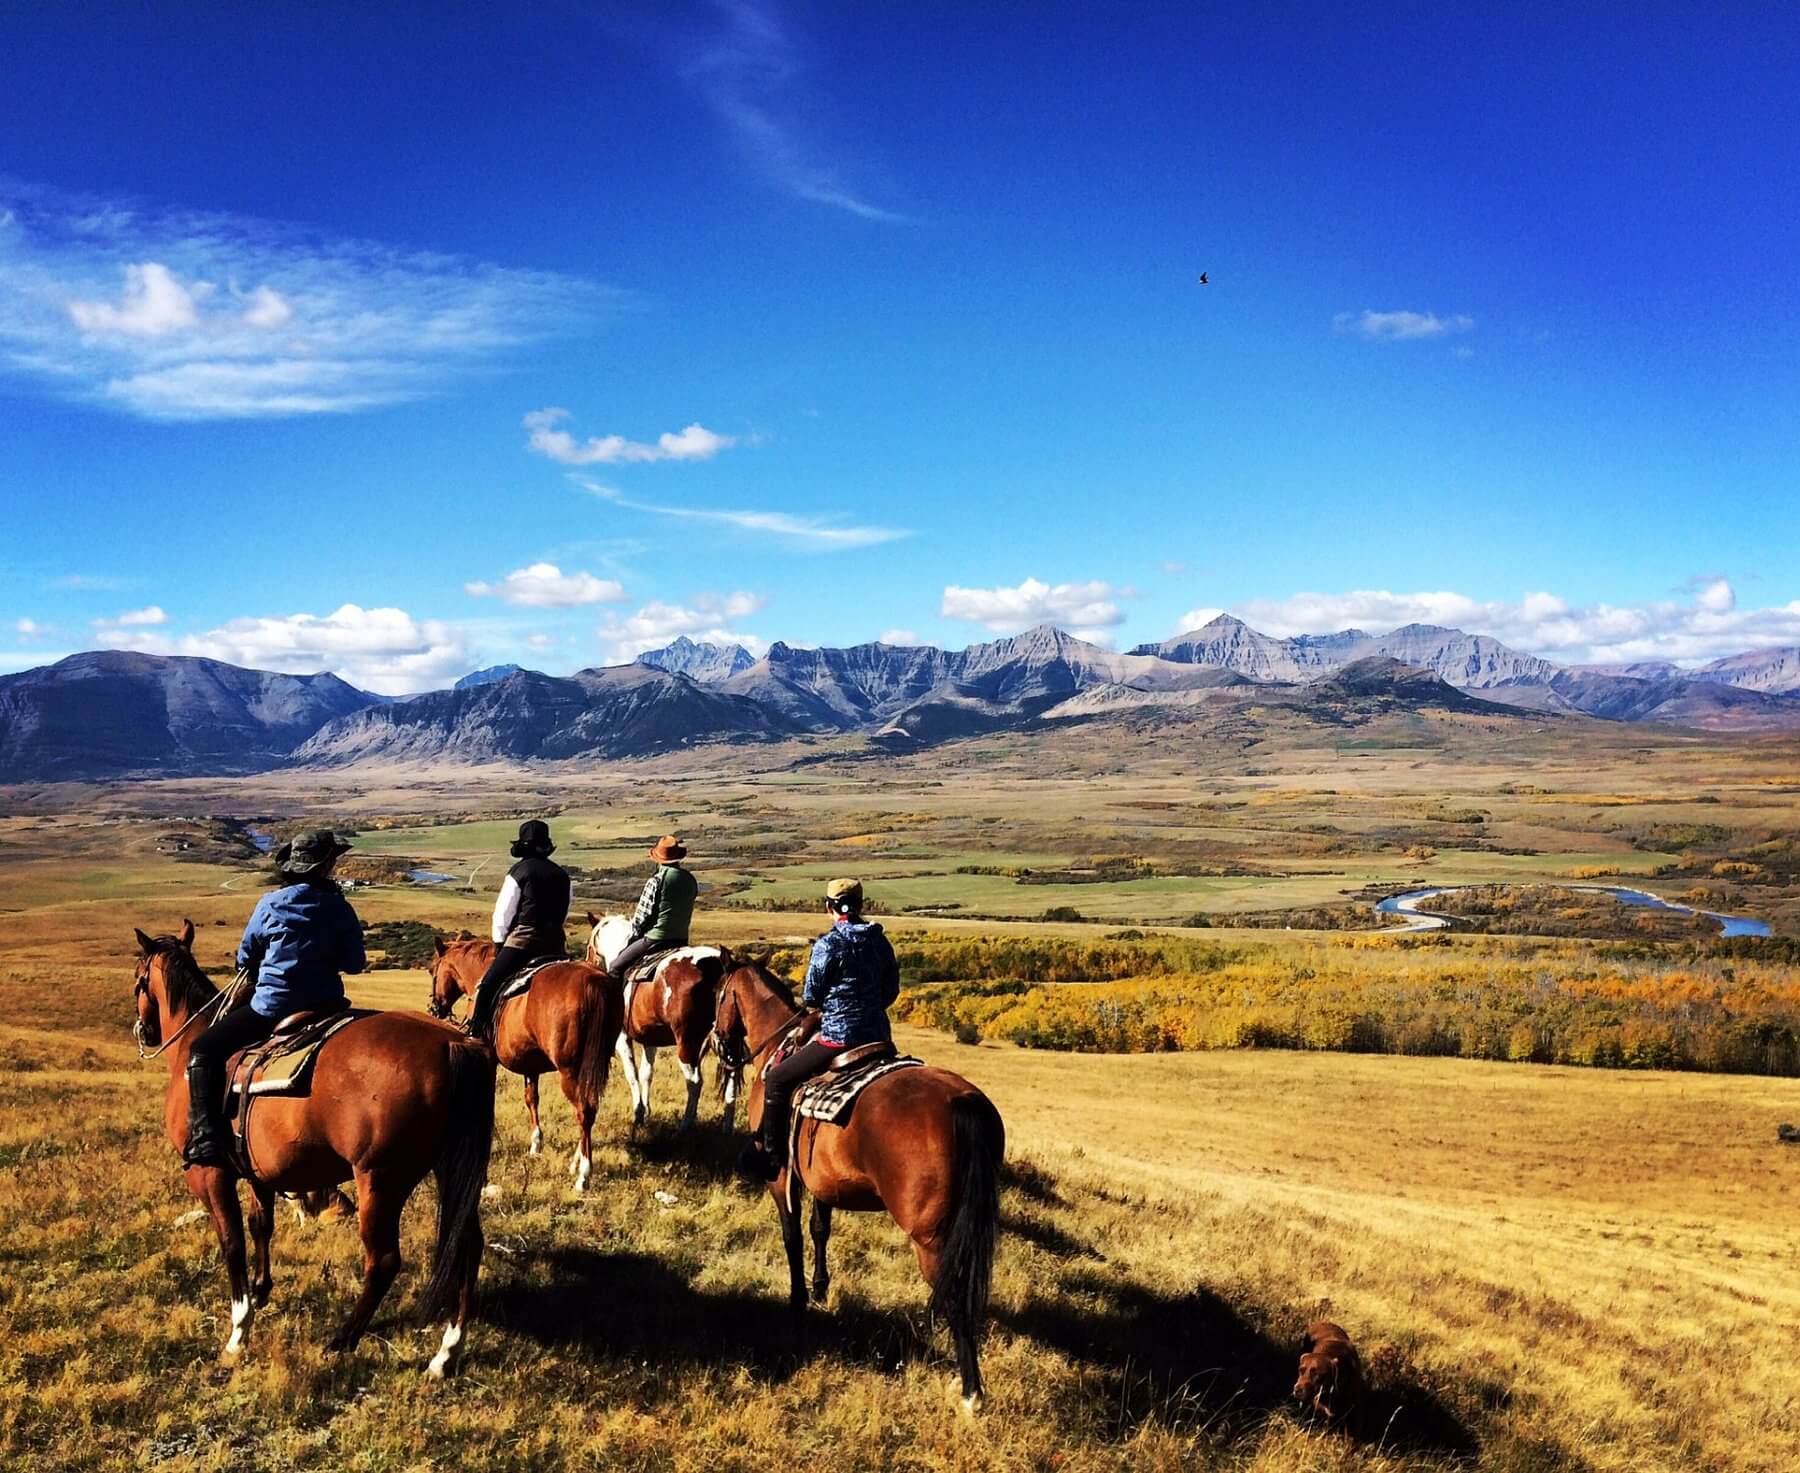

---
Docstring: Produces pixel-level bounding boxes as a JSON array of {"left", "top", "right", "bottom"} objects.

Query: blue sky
[{"left": 3, "top": 1, "right": 1797, "bottom": 691}]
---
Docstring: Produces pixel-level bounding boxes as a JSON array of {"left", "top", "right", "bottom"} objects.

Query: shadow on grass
[
  {"left": 478, "top": 1244, "right": 928, "bottom": 1388},
  {"left": 622, "top": 1114, "right": 744, "bottom": 1175},
  {"left": 999, "top": 1269, "right": 1480, "bottom": 1459}
]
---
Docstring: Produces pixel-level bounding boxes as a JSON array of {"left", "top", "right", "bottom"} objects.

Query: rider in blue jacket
[
  {"left": 746, "top": 877, "right": 899, "bottom": 1180},
  {"left": 182, "top": 830, "right": 365, "bottom": 1168}
]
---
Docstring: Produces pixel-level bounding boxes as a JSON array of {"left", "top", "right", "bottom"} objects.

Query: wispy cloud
[
  {"left": 1334, "top": 309, "right": 1474, "bottom": 341},
  {"left": 525, "top": 408, "right": 738, "bottom": 465},
  {"left": 678, "top": 0, "right": 906, "bottom": 222},
  {"left": 598, "top": 590, "right": 768, "bottom": 662},
  {"left": 92, "top": 602, "right": 470, "bottom": 694},
  {"left": 464, "top": 562, "right": 628, "bottom": 608},
  {"left": 0, "top": 178, "right": 607, "bottom": 420},
  {"left": 577, "top": 478, "right": 906, "bottom": 549},
  {"left": 51, "top": 573, "right": 132, "bottom": 591},
  {"left": 1228, "top": 577, "right": 1800, "bottom": 665},
  {"left": 106, "top": 605, "right": 167, "bottom": 628},
  {"left": 941, "top": 577, "right": 1127, "bottom": 636}
]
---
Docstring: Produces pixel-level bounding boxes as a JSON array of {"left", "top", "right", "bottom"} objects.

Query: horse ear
[
  {"left": 178, "top": 918, "right": 195, "bottom": 948},
  {"left": 134, "top": 928, "right": 156, "bottom": 956},
  {"left": 433, "top": 937, "right": 447, "bottom": 956},
  {"left": 586, "top": 910, "right": 599, "bottom": 926}
]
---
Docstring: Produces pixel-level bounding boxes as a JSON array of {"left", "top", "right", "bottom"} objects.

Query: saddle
[
  {"left": 783, "top": 1042, "right": 923, "bottom": 1208},
  {"left": 224, "top": 1007, "right": 371, "bottom": 1180},
  {"left": 623, "top": 944, "right": 723, "bottom": 989},
  {"left": 497, "top": 956, "right": 564, "bottom": 1007}
]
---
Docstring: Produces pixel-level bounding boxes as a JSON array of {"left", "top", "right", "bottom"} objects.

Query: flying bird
[{"left": 1197, "top": 271, "right": 1209, "bottom": 285}]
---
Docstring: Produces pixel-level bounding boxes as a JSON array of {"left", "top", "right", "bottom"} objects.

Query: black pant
[
  {"left": 190, "top": 1004, "right": 278, "bottom": 1079},
  {"left": 761, "top": 1037, "right": 845, "bottom": 1157},
  {"left": 608, "top": 934, "right": 671, "bottom": 980},
  {"left": 470, "top": 946, "right": 537, "bottom": 1035}
]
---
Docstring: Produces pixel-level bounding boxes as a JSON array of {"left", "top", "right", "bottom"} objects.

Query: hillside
[
  {"left": 293, "top": 664, "right": 795, "bottom": 764},
  {"left": 0, "top": 651, "right": 377, "bottom": 781}
]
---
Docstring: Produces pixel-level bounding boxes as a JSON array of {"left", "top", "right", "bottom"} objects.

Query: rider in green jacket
[{"left": 608, "top": 835, "right": 697, "bottom": 979}]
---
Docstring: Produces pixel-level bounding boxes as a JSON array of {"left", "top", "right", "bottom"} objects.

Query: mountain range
[{"left": 2, "top": 620, "right": 1797, "bottom": 782}]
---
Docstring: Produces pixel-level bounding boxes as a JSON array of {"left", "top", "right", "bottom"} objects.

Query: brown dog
[{"left": 1293, "top": 1320, "right": 1364, "bottom": 1426}]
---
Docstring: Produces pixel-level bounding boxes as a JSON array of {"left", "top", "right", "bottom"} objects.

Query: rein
[{"left": 715, "top": 1002, "right": 806, "bottom": 1072}]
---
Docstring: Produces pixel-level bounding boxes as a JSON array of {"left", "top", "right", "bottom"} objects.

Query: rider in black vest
[{"left": 468, "top": 819, "right": 571, "bottom": 1041}]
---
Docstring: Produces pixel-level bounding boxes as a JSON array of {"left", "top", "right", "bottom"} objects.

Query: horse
[
  {"left": 426, "top": 938, "right": 623, "bottom": 1193},
  {"left": 130, "top": 920, "right": 492, "bottom": 1376},
  {"left": 712, "top": 958, "right": 1006, "bottom": 1411},
  {"left": 584, "top": 912, "right": 736, "bottom": 1131}
]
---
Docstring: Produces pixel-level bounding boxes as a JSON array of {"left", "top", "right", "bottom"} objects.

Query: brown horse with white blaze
[
  {"left": 585, "top": 912, "right": 735, "bottom": 1131},
  {"left": 131, "top": 921, "right": 492, "bottom": 1375},
  {"left": 713, "top": 958, "right": 1006, "bottom": 1411},
  {"left": 427, "top": 937, "right": 622, "bottom": 1191}
]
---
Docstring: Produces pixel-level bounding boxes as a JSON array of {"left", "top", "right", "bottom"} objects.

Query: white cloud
[
  {"left": 464, "top": 562, "right": 627, "bottom": 608},
  {"left": 14, "top": 617, "right": 46, "bottom": 638},
  {"left": 525, "top": 408, "right": 737, "bottom": 465},
  {"left": 597, "top": 591, "right": 768, "bottom": 662},
  {"left": 525, "top": 633, "right": 556, "bottom": 651},
  {"left": 68, "top": 262, "right": 209, "bottom": 335},
  {"left": 0, "top": 179, "right": 604, "bottom": 419},
  {"left": 576, "top": 478, "right": 906, "bottom": 549},
  {"left": 678, "top": 0, "right": 906, "bottom": 222},
  {"left": 878, "top": 628, "right": 921, "bottom": 646},
  {"left": 940, "top": 577, "right": 1126, "bottom": 634},
  {"left": 107, "top": 605, "right": 167, "bottom": 627},
  {"left": 1177, "top": 606, "right": 1224, "bottom": 630},
  {"left": 240, "top": 284, "right": 293, "bottom": 329},
  {"left": 1334, "top": 309, "right": 1474, "bottom": 341},
  {"left": 50, "top": 573, "right": 130, "bottom": 590},
  {"left": 92, "top": 602, "right": 469, "bottom": 695},
  {"left": 1229, "top": 577, "right": 1800, "bottom": 666}
]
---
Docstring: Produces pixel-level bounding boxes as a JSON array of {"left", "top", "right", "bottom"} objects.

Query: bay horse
[
  {"left": 131, "top": 920, "right": 492, "bottom": 1376},
  {"left": 585, "top": 912, "right": 735, "bottom": 1131},
  {"left": 712, "top": 958, "right": 1006, "bottom": 1411},
  {"left": 426, "top": 938, "right": 622, "bottom": 1192}
]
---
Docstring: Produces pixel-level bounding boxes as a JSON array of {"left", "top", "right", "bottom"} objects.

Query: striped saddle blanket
[
  {"left": 794, "top": 1045, "right": 924, "bottom": 1125},
  {"left": 228, "top": 1009, "right": 370, "bottom": 1099}
]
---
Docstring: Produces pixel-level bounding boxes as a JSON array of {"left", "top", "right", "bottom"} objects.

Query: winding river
[{"left": 1375, "top": 884, "right": 1772, "bottom": 938}]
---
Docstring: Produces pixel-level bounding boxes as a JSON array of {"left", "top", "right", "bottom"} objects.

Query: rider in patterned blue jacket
[{"left": 746, "top": 877, "right": 899, "bottom": 1180}]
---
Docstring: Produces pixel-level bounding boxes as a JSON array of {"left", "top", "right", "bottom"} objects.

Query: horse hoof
[
  {"left": 960, "top": 1392, "right": 984, "bottom": 1417},
  {"left": 528, "top": 1132, "right": 543, "bottom": 1156}
]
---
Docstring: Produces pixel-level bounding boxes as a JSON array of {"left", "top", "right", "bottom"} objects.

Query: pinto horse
[
  {"left": 585, "top": 912, "right": 735, "bottom": 1131},
  {"left": 131, "top": 921, "right": 492, "bottom": 1376},
  {"left": 426, "top": 938, "right": 622, "bottom": 1192},
  {"left": 713, "top": 959, "right": 1006, "bottom": 1411}
]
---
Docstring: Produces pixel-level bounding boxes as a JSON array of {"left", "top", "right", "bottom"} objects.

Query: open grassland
[{"left": 4, "top": 722, "right": 1800, "bottom": 1469}]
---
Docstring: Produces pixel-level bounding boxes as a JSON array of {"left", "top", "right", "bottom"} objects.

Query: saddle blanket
[
  {"left": 795, "top": 1051, "right": 924, "bottom": 1125},
  {"left": 626, "top": 944, "right": 724, "bottom": 988},
  {"left": 230, "top": 1009, "right": 371, "bottom": 1098}
]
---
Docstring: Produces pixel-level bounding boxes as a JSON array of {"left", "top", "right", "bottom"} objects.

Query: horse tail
[
  {"left": 929, "top": 1090, "right": 1005, "bottom": 1349},
  {"left": 420, "top": 1036, "right": 495, "bottom": 1323},
  {"left": 576, "top": 968, "right": 617, "bottom": 1112}
]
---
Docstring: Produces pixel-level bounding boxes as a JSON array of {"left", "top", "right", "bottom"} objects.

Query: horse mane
[
  {"left": 150, "top": 936, "right": 219, "bottom": 1012},
  {"left": 742, "top": 957, "right": 799, "bottom": 1009}
]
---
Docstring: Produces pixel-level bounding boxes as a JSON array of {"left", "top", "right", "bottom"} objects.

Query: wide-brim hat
[
  {"left": 510, "top": 819, "right": 556, "bottom": 858},
  {"left": 825, "top": 877, "right": 863, "bottom": 908},
  {"left": 650, "top": 835, "right": 687, "bottom": 863},
  {"left": 275, "top": 829, "right": 352, "bottom": 874}
]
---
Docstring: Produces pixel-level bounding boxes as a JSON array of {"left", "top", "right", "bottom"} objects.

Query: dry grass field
[{"left": 4, "top": 721, "right": 1799, "bottom": 1470}]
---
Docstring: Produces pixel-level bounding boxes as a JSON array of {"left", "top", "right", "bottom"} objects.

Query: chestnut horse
[
  {"left": 713, "top": 959, "right": 1006, "bottom": 1410},
  {"left": 426, "top": 938, "right": 622, "bottom": 1192},
  {"left": 131, "top": 921, "right": 492, "bottom": 1375},
  {"left": 585, "top": 912, "right": 735, "bottom": 1131}
]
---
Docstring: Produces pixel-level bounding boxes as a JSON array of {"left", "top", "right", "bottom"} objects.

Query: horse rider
[
  {"left": 607, "top": 835, "right": 697, "bottom": 982},
  {"left": 743, "top": 877, "right": 899, "bottom": 1181},
  {"left": 183, "top": 830, "right": 366, "bottom": 1168},
  {"left": 467, "top": 819, "right": 572, "bottom": 1040}
]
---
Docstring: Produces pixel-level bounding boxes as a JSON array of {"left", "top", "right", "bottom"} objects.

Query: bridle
[
  {"left": 710, "top": 966, "right": 806, "bottom": 1074},
  {"left": 131, "top": 948, "right": 239, "bottom": 1061},
  {"left": 423, "top": 954, "right": 457, "bottom": 1020}
]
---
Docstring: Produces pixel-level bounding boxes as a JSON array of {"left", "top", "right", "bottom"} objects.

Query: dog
[{"left": 1293, "top": 1319, "right": 1364, "bottom": 1427}]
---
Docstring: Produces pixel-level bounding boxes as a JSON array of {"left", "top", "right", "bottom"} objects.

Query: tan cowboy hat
[
  {"left": 650, "top": 835, "right": 687, "bottom": 863},
  {"left": 825, "top": 877, "right": 863, "bottom": 908}
]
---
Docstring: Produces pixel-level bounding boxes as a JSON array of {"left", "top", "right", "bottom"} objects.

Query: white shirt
[{"left": 491, "top": 874, "right": 522, "bottom": 945}]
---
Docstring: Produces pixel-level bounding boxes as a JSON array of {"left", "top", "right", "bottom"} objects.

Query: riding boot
[
  {"left": 182, "top": 1058, "right": 231, "bottom": 1168},
  {"left": 761, "top": 1094, "right": 792, "bottom": 1177},
  {"left": 467, "top": 981, "right": 498, "bottom": 1041}
]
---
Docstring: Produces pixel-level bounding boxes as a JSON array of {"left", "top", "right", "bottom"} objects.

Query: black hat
[
  {"left": 511, "top": 819, "right": 556, "bottom": 858},
  {"left": 275, "top": 829, "right": 352, "bottom": 875}
]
